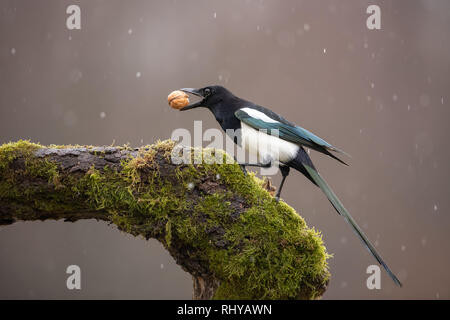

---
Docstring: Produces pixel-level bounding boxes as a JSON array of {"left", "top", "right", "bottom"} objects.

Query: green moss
[
  {"left": 0, "top": 140, "right": 41, "bottom": 171},
  {"left": 0, "top": 139, "right": 330, "bottom": 299},
  {"left": 159, "top": 146, "right": 330, "bottom": 299}
]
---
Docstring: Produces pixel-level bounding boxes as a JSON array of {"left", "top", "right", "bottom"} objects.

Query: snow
[
  {"left": 421, "top": 237, "right": 427, "bottom": 247},
  {"left": 100, "top": 112, "right": 106, "bottom": 119}
]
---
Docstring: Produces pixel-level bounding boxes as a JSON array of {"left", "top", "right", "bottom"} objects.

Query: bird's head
[{"left": 178, "top": 85, "right": 234, "bottom": 111}]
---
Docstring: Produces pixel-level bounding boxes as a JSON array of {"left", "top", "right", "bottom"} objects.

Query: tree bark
[{"left": 0, "top": 140, "right": 329, "bottom": 299}]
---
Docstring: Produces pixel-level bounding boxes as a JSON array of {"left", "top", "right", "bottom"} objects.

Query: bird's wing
[
  {"left": 302, "top": 164, "right": 402, "bottom": 287},
  {"left": 235, "top": 108, "right": 349, "bottom": 165}
]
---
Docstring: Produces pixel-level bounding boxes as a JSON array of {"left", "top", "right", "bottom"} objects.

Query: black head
[{"left": 178, "top": 85, "right": 236, "bottom": 111}]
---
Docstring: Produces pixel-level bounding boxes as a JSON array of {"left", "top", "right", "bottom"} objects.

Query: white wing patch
[{"left": 240, "top": 107, "right": 279, "bottom": 124}]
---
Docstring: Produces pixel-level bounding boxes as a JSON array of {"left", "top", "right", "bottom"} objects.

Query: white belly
[{"left": 240, "top": 122, "right": 299, "bottom": 165}]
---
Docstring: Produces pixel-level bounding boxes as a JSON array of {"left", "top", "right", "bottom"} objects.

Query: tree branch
[{"left": 0, "top": 140, "right": 330, "bottom": 299}]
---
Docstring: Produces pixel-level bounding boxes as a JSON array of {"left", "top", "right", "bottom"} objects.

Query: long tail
[{"left": 303, "top": 164, "right": 402, "bottom": 287}]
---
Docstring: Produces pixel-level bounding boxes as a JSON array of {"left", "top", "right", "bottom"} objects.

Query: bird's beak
[{"left": 179, "top": 88, "right": 204, "bottom": 111}]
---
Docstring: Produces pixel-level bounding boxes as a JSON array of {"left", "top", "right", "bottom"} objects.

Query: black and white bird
[{"left": 177, "top": 85, "right": 402, "bottom": 287}]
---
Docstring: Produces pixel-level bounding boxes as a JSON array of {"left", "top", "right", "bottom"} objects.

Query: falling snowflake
[
  {"left": 421, "top": 236, "right": 427, "bottom": 247},
  {"left": 213, "top": 12, "right": 217, "bottom": 18},
  {"left": 11, "top": 48, "right": 16, "bottom": 55},
  {"left": 434, "top": 204, "right": 438, "bottom": 212},
  {"left": 128, "top": 28, "right": 133, "bottom": 35},
  {"left": 136, "top": 71, "right": 141, "bottom": 78},
  {"left": 303, "top": 23, "right": 310, "bottom": 31},
  {"left": 100, "top": 112, "right": 106, "bottom": 119}
]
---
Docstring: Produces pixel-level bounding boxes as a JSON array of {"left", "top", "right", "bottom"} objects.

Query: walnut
[{"left": 168, "top": 90, "right": 189, "bottom": 110}]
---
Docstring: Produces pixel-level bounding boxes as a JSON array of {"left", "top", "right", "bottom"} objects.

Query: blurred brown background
[{"left": 1, "top": 0, "right": 449, "bottom": 299}]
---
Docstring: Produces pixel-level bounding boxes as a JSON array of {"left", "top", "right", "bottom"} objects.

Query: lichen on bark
[{"left": 0, "top": 140, "right": 330, "bottom": 299}]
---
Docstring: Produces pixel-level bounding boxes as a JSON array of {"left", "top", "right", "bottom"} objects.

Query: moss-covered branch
[{"left": 0, "top": 140, "right": 330, "bottom": 299}]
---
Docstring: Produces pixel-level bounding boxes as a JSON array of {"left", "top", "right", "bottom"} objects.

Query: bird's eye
[{"left": 204, "top": 88, "right": 211, "bottom": 96}]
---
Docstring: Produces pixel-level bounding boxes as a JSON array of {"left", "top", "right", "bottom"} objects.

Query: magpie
[{"left": 177, "top": 85, "right": 402, "bottom": 287}]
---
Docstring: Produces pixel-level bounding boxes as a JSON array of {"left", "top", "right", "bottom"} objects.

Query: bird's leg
[
  {"left": 275, "top": 166, "right": 290, "bottom": 202},
  {"left": 234, "top": 156, "right": 248, "bottom": 175},
  {"left": 236, "top": 161, "right": 271, "bottom": 177},
  {"left": 238, "top": 161, "right": 272, "bottom": 168}
]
